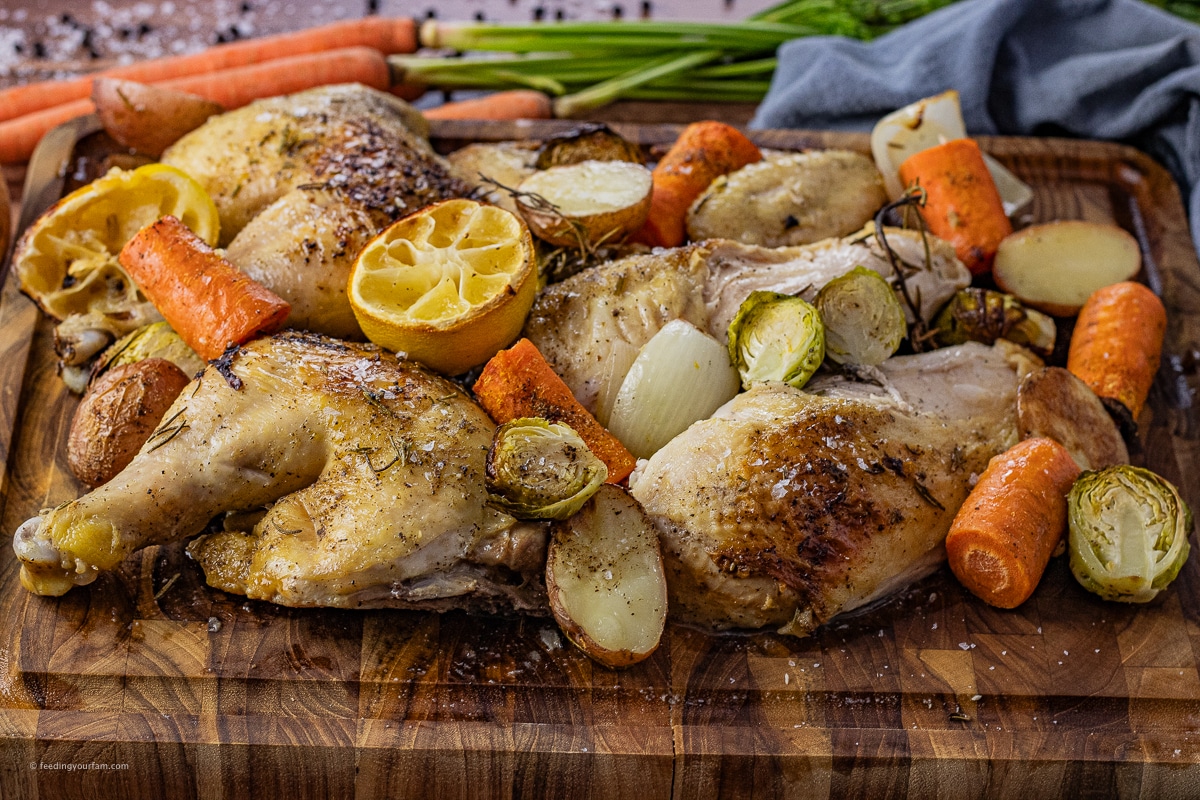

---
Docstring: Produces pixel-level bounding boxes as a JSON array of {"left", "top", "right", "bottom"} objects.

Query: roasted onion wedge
[{"left": 546, "top": 484, "right": 667, "bottom": 668}]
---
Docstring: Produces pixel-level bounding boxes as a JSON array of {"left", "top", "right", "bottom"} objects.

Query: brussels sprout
[
  {"left": 1068, "top": 466, "right": 1193, "bottom": 603},
  {"left": 813, "top": 266, "right": 906, "bottom": 366},
  {"left": 93, "top": 321, "right": 205, "bottom": 383},
  {"left": 486, "top": 417, "right": 607, "bottom": 520},
  {"left": 934, "top": 288, "right": 1056, "bottom": 356},
  {"left": 535, "top": 123, "right": 643, "bottom": 170},
  {"left": 727, "top": 291, "right": 824, "bottom": 389}
]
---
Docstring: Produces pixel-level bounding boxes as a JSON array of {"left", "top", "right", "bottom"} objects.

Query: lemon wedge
[
  {"left": 15, "top": 163, "right": 219, "bottom": 325},
  {"left": 348, "top": 198, "right": 537, "bottom": 375}
]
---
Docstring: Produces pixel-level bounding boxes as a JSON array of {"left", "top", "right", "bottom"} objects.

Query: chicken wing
[
  {"left": 628, "top": 341, "right": 1039, "bottom": 636},
  {"left": 14, "top": 332, "right": 547, "bottom": 613}
]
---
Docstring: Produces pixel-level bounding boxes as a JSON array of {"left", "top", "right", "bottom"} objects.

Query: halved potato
[
  {"left": 993, "top": 221, "right": 1141, "bottom": 316},
  {"left": 516, "top": 160, "right": 652, "bottom": 249},
  {"left": 546, "top": 484, "right": 667, "bottom": 668},
  {"left": 1017, "top": 366, "right": 1129, "bottom": 471},
  {"left": 92, "top": 78, "right": 224, "bottom": 158},
  {"left": 445, "top": 141, "right": 539, "bottom": 215}
]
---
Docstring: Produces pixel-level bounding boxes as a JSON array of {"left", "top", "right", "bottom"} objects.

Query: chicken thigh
[
  {"left": 14, "top": 333, "right": 547, "bottom": 613},
  {"left": 629, "top": 341, "right": 1039, "bottom": 636}
]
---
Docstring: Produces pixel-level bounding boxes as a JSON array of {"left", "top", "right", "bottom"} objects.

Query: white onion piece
[
  {"left": 592, "top": 336, "right": 640, "bottom": 427},
  {"left": 607, "top": 319, "right": 740, "bottom": 459}
]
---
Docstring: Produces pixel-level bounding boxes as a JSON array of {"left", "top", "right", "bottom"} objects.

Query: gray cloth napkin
[{"left": 752, "top": 0, "right": 1200, "bottom": 256}]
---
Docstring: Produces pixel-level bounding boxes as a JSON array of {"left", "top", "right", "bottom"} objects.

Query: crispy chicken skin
[
  {"left": 524, "top": 229, "right": 970, "bottom": 413},
  {"left": 14, "top": 333, "right": 547, "bottom": 613},
  {"left": 629, "top": 342, "right": 1038, "bottom": 636}
]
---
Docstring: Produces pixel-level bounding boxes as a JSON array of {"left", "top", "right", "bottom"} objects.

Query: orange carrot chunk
[
  {"left": 0, "top": 47, "right": 394, "bottom": 164},
  {"left": 473, "top": 338, "right": 637, "bottom": 484},
  {"left": 898, "top": 138, "right": 1012, "bottom": 276},
  {"left": 945, "top": 437, "right": 1082, "bottom": 609},
  {"left": 0, "top": 17, "right": 417, "bottom": 123},
  {"left": 1066, "top": 281, "right": 1166, "bottom": 422},
  {"left": 119, "top": 216, "right": 291, "bottom": 361},
  {"left": 634, "top": 120, "right": 762, "bottom": 249},
  {"left": 423, "top": 90, "right": 553, "bottom": 121}
]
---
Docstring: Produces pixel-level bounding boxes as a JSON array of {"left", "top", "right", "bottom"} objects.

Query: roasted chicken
[
  {"left": 161, "top": 84, "right": 473, "bottom": 338},
  {"left": 629, "top": 341, "right": 1039, "bottom": 635},
  {"left": 524, "top": 229, "right": 971, "bottom": 413},
  {"left": 15, "top": 333, "right": 547, "bottom": 613}
]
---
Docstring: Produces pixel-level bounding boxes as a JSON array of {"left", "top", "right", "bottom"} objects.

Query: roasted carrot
[
  {"left": 119, "top": 216, "right": 291, "bottom": 361},
  {"left": 898, "top": 138, "right": 1012, "bottom": 276},
  {"left": 1067, "top": 281, "right": 1166, "bottom": 422},
  {"left": 945, "top": 437, "right": 1081, "bottom": 609},
  {"left": 633, "top": 120, "right": 762, "bottom": 248},
  {"left": 473, "top": 338, "right": 637, "bottom": 484},
  {"left": 422, "top": 90, "right": 553, "bottom": 121},
  {"left": 0, "top": 17, "right": 417, "bottom": 123},
  {"left": 0, "top": 47, "right": 393, "bottom": 164}
]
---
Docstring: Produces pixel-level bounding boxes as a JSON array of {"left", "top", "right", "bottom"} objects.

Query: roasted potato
[
  {"left": 534, "top": 123, "right": 642, "bottom": 169},
  {"left": 516, "top": 160, "right": 652, "bottom": 249},
  {"left": 546, "top": 484, "right": 667, "bottom": 668},
  {"left": 1017, "top": 366, "right": 1129, "bottom": 471},
  {"left": 993, "top": 221, "right": 1141, "bottom": 316},
  {"left": 67, "top": 358, "right": 191, "bottom": 488},
  {"left": 686, "top": 150, "right": 887, "bottom": 247},
  {"left": 445, "top": 141, "right": 539, "bottom": 215},
  {"left": 92, "top": 78, "right": 225, "bottom": 158}
]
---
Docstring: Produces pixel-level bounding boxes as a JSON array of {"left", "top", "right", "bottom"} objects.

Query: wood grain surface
[{"left": 0, "top": 122, "right": 1198, "bottom": 799}]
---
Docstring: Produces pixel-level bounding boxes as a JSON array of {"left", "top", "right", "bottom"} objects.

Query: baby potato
[
  {"left": 67, "top": 358, "right": 191, "bottom": 488},
  {"left": 92, "top": 78, "right": 224, "bottom": 158},
  {"left": 686, "top": 150, "right": 887, "bottom": 247}
]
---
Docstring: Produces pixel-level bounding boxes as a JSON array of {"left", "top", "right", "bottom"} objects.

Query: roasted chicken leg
[{"left": 14, "top": 333, "right": 547, "bottom": 612}]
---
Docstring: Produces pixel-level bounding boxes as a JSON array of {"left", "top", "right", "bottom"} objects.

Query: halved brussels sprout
[
  {"left": 727, "top": 291, "right": 824, "bottom": 389},
  {"left": 934, "top": 288, "right": 1056, "bottom": 356},
  {"left": 814, "top": 266, "right": 906, "bottom": 366},
  {"left": 1068, "top": 466, "right": 1193, "bottom": 603},
  {"left": 91, "top": 321, "right": 206, "bottom": 386},
  {"left": 486, "top": 417, "right": 607, "bottom": 520}
]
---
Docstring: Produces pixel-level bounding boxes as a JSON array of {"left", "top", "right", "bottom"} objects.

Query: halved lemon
[
  {"left": 348, "top": 198, "right": 537, "bottom": 375},
  {"left": 15, "top": 163, "right": 220, "bottom": 323}
]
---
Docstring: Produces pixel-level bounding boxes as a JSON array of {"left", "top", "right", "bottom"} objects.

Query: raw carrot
[
  {"left": 945, "top": 437, "right": 1081, "bottom": 609},
  {"left": 473, "top": 338, "right": 637, "bottom": 484},
  {"left": 898, "top": 138, "right": 1012, "bottom": 276},
  {"left": 118, "top": 215, "right": 291, "bottom": 361},
  {"left": 422, "top": 90, "right": 553, "bottom": 121},
  {"left": 0, "top": 47, "right": 393, "bottom": 164},
  {"left": 0, "top": 17, "right": 417, "bottom": 123},
  {"left": 1066, "top": 281, "right": 1166, "bottom": 422},
  {"left": 633, "top": 120, "right": 762, "bottom": 249}
]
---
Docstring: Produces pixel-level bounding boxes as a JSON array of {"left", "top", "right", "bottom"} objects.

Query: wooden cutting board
[{"left": 0, "top": 121, "right": 1197, "bottom": 799}]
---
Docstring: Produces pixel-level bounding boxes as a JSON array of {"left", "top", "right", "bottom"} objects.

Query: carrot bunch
[{"left": 0, "top": 18, "right": 556, "bottom": 164}]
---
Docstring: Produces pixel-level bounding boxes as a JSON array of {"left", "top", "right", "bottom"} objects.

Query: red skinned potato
[
  {"left": 546, "top": 484, "right": 667, "bottom": 668},
  {"left": 67, "top": 358, "right": 191, "bottom": 488},
  {"left": 993, "top": 221, "right": 1141, "bottom": 316},
  {"left": 92, "top": 78, "right": 225, "bottom": 157}
]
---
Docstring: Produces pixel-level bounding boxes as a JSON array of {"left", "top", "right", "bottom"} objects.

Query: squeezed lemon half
[
  {"left": 348, "top": 198, "right": 537, "bottom": 375},
  {"left": 15, "top": 163, "right": 219, "bottom": 323}
]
